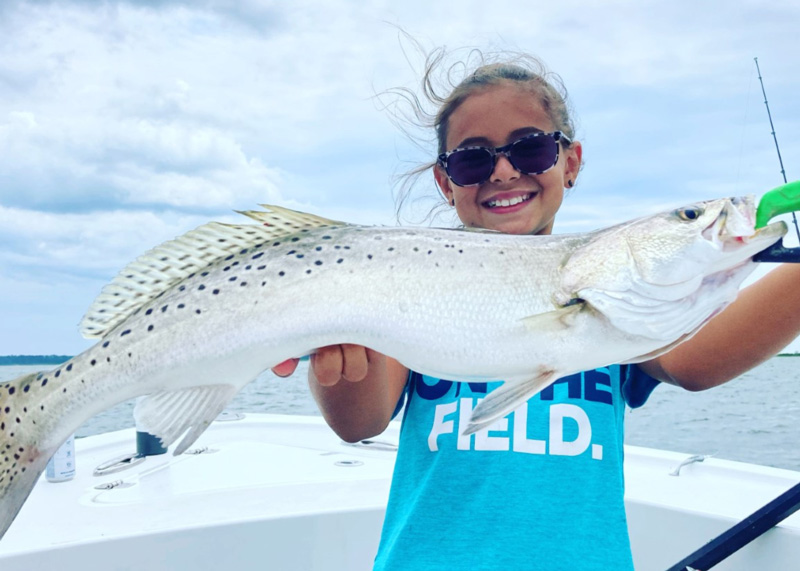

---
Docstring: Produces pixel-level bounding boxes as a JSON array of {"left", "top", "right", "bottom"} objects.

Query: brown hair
[{"left": 381, "top": 45, "right": 578, "bottom": 224}]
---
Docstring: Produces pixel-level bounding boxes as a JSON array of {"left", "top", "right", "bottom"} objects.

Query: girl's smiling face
[{"left": 434, "top": 83, "right": 582, "bottom": 236}]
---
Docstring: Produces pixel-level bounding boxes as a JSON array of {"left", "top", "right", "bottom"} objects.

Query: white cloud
[{"left": 1, "top": 0, "right": 799, "bottom": 353}]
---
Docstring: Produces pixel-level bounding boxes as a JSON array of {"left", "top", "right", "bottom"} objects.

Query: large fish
[{"left": 0, "top": 195, "right": 786, "bottom": 539}]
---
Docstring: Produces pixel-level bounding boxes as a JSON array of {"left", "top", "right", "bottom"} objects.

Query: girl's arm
[{"left": 641, "top": 264, "right": 800, "bottom": 390}]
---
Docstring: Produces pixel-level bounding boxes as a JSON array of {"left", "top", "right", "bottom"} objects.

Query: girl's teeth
[{"left": 487, "top": 193, "right": 531, "bottom": 208}]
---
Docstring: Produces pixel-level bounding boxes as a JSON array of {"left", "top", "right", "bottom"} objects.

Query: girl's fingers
[{"left": 272, "top": 358, "right": 300, "bottom": 377}]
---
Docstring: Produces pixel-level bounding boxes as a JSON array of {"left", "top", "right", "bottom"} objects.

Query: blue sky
[{"left": 1, "top": 0, "right": 798, "bottom": 355}]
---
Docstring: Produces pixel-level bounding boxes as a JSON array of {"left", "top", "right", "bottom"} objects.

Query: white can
[{"left": 46, "top": 435, "right": 76, "bottom": 482}]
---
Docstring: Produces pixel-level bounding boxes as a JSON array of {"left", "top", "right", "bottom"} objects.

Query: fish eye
[{"left": 675, "top": 206, "right": 704, "bottom": 221}]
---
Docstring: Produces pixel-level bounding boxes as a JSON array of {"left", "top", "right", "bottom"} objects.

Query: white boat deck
[{"left": 1, "top": 413, "right": 799, "bottom": 570}]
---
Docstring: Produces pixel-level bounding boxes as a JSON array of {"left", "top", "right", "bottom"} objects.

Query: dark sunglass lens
[
  {"left": 447, "top": 148, "right": 494, "bottom": 186},
  {"left": 510, "top": 135, "right": 558, "bottom": 174}
]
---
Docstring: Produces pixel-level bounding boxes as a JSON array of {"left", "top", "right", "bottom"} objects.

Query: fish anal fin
[
  {"left": 463, "top": 368, "right": 559, "bottom": 435},
  {"left": 133, "top": 384, "right": 239, "bottom": 456}
]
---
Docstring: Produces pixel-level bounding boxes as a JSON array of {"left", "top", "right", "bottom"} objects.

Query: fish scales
[{"left": 0, "top": 196, "right": 787, "bottom": 540}]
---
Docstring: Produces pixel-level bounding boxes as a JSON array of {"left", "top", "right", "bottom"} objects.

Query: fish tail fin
[
  {"left": 0, "top": 371, "right": 66, "bottom": 540},
  {"left": 463, "top": 369, "right": 558, "bottom": 436}
]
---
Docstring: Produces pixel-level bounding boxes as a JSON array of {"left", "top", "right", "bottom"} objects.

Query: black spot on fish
[
  {"left": 66, "top": 364, "right": 72, "bottom": 371},
  {"left": 261, "top": 281, "right": 266, "bottom": 286},
  {"left": 367, "top": 255, "right": 373, "bottom": 260},
  {"left": 102, "top": 341, "right": 110, "bottom": 348},
  {"left": 199, "top": 285, "right": 206, "bottom": 290},
  {"left": 245, "top": 265, "right": 252, "bottom": 270},
  {"left": 225, "top": 255, "right": 234, "bottom": 261},
  {"left": 323, "top": 236, "right": 331, "bottom": 240},
  {"left": 279, "top": 271, "right": 285, "bottom": 277},
  {"left": 90, "top": 360, "right": 96, "bottom": 366},
  {"left": 315, "top": 246, "right": 323, "bottom": 251},
  {"left": 229, "top": 276, "right": 237, "bottom": 282},
  {"left": 7, "top": 387, "right": 13, "bottom": 395},
  {"left": 107, "top": 357, "right": 111, "bottom": 363},
  {"left": 273, "top": 242, "right": 281, "bottom": 247},
  {"left": 315, "top": 260, "right": 324, "bottom": 265},
  {"left": 287, "top": 250, "right": 296, "bottom": 255},
  {"left": 233, "top": 261, "right": 240, "bottom": 266},
  {"left": 196, "top": 309, "right": 201, "bottom": 314},
  {"left": 201, "top": 271, "right": 209, "bottom": 277},
  {"left": 257, "top": 265, "right": 266, "bottom": 270},
  {"left": 121, "top": 329, "right": 131, "bottom": 336},
  {"left": 240, "top": 282, "right": 247, "bottom": 286},
  {"left": 253, "top": 252, "right": 263, "bottom": 259},
  {"left": 306, "top": 270, "right": 312, "bottom": 274},
  {"left": 23, "top": 386, "right": 29, "bottom": 393},
  {"left": 335, "top": 245, "right": 341, "bottom": 249},
  {"left": 178, "top": 304, "right": 185, "bottom": 309},
  {"left": 388, "top": 247, "right": 395, "bottom": 251},
  {"left": 54, "top": 370, "right": 60, "bottom": 378},
  {"left": 148, "top": 325, "right": 154, "bottom": 332},
  {"left": 224, "top": 266, "right": 230, "bottom": 271},
  {"left": 146, "top": 309, "right": 153, "bottom": 316},
  {"left": 161, "top": 305, "right": 168, "bottom": 312},
  {"left": 179, "top": 285, "right": 186, "bottom": 291},
  {"left": 213, "top": 289, "right": 220, "bottom": 294},
  {"left": 291, "top": 237, "right": 300, "bottom": 242},
  {"left": 337, "top": 259, "right": 343, "bottom": 263},
  {"left": 428, "top": 250, "right": 432, "bottom": 255}
]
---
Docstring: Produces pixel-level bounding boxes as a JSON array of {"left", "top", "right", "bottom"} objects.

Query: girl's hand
[
  {"left": 270, "top": 344, "right": 372, "bottom": 385},
  {"left": 271, "top": 358, "right": 300, "bottom": 378}
]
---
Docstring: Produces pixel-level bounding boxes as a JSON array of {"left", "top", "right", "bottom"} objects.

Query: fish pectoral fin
[
  {"left": 520, "top": 301, "right": 586, "bottom": 332},
  {"left": 133, "top": 384, "right": 240, "bottom": 456},
  {"left": 463, "top": 369, "right": 559, "bottom": 436}
]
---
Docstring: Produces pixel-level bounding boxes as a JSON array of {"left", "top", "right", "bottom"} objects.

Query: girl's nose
[{"left": 490, "top": 154, "right": 520, "bottom": 184}]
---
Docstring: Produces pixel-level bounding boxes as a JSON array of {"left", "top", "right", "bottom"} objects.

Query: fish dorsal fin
[{"left": 79, "top": 205, "right": 347, "bottom": 339}]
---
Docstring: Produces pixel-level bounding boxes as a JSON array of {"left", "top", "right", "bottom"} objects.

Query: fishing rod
[
  {"left": 668, "top": 59, "right": 800, "bottom": 571},
  {"left": 751, "top": 57, "right": 800, "bottom": 263}
]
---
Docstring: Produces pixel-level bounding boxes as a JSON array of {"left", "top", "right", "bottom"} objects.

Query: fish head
[
  {"left": 560, "top": 195, "right": 786, "bottom": 341},
  {"left": 620, "top": 195, "right": 786, "bottom": 283}
]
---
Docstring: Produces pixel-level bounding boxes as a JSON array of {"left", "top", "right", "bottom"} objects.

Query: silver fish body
[{"left": 0, "top": 195, "right": 786, "bottom": 539}]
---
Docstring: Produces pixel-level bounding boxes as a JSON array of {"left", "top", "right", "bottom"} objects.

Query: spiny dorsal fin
[{"left": 79, "top": 205, "right": 348, "bottom": 339}]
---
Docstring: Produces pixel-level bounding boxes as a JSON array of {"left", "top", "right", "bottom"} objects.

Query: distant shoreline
[{"left": 0, "top": 355, "right": 73, "bottom": 365}]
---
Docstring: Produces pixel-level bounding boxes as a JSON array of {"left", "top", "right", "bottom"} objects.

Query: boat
[{"left": 0, "top": 412, "right": 799, "bottom": 570}]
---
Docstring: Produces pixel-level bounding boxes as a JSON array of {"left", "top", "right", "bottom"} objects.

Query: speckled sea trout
[{"left": 0, "top": 196, "right": 786, "bottom": 539}]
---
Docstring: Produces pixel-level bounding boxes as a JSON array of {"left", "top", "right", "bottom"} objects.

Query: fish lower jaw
[{"left": 484, "top": 192, "right": 535, "bottom": 209}]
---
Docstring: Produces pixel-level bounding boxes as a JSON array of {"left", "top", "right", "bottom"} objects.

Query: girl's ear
[
  {"left": 564, "top": 140, "right": 583, "bottom": 187},
  {"left": 434, "top": 165, "right": 455, "bottom": 206}
]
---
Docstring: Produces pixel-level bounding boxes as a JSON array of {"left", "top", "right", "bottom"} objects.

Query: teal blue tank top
[{"left": 373, "top": 365, "right": 658, "bottom": 571}]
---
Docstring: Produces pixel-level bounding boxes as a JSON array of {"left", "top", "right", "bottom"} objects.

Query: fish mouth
[
  {"left": 483, "top": 191, "right": 537, "bottom": 210},
  {"left": 704, "top": 196, "right": 786, "bottom": 261}
]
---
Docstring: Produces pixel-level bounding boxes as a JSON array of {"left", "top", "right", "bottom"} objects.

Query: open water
[{"left": 2, "top": 356, "right": 799, "bottom": 471}]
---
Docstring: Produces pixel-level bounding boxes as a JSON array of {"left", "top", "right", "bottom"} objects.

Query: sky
[{"left": 0, "top": 0, "right": 798, "bottom": 355}]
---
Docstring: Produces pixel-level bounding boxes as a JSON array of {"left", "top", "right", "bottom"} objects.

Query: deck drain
[{"left": 334, "top": 460, "right": 364, "bottom": 467}]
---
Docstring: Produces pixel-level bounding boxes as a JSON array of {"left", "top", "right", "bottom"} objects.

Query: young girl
[{"left": 273, "top": 52, "right": 800, "bottom": 570}]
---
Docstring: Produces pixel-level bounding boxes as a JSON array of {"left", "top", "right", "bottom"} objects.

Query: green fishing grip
[{"left": 756, "top": 180, "right": 800, "bottom": 229}]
